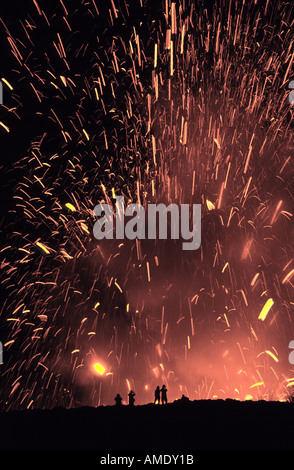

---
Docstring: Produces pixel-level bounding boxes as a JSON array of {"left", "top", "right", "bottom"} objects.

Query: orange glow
[
  {"left": 245, "top": 394, "right": 253, "bottom": 400},
  {"left": 152, "top": 367, "right": 159, "bottom": 378}
]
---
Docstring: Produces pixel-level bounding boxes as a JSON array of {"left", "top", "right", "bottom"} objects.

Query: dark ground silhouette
[{"left": 0, "top": 399, "right": 294, "bottom": 451}]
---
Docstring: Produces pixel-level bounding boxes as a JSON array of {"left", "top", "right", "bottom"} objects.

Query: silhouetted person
[
  {"left": 161, "top": 385, "right": 168, "bottom": 404},
  {"left": 154, "top": 386, "right": 160, "bottom": 404},
  {"left": 114, "top": 393, "right": 123, "bottom": 406},
  {"left": 128, "top": 390, "right": 135, "bottom": 406},
  {"left": 180, "top": 394, "right": 189, "bottom": 403}
]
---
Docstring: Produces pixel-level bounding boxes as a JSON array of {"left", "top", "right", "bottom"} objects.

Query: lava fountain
[{"left": 0, "top": 0, "right": 293, "bottom": 409}]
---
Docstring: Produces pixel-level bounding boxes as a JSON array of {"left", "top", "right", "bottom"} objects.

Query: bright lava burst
[
  {"left": 93, "top": 362, "right": 106, "bottom": 376},
  {"left": 0, "top": 0, "right": 294, "bottom": 409}
]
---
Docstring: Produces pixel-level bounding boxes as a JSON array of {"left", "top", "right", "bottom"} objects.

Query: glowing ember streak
[
  {"left": 35, "top": 242, "right": 51, "bottom": 254},
  {"left": 1, "top": 77, "right": 13, "bottom": 90},
  {"left": 258, "top": 299, "right": 274, "bottom": 322},
  {"left": 0, "top": 122, "right": 9, "bottom": 133},
  {"left": 82, "top": 129, "right": 90, "bottom": 140},
  {"left": 65, "top": 203, "right": 76, "bottom": 212},
  {"left": 206, "top": 199, "right": 215, "bottom": 211},
  {"left": 282, "top": 269, "right": 294, "bottom": 285},
  {"left": 37, "top": 315, "right": 48, "bottom": 322},
  {"left": 270, "top": 200, "right": 283, "bottom": 225},
  {"left": 257, "top": 350, "right": 279, "bottom": 363},
  {"left": 249, "top": 382, "right": 264, "bottom": 389}
]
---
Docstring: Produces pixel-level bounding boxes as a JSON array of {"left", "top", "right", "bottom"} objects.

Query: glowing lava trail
[{"left": 0, "top": 0, "right": 293, "bottom": 409}]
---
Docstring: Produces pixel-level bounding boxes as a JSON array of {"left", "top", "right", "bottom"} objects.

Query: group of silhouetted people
[
  {"left": 154, "top": 385, "right": 168, "bottom": 405},
  {"left": 114, "top": 385, "right": 168, "bottom": 406},
  {"left": 114, "top": 390, "right": 136, "bottom": 406}
]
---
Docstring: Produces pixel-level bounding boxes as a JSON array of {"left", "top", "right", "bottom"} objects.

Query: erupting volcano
[{"left": 0, "top": 0, "right": 293, "bottom": 411}]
